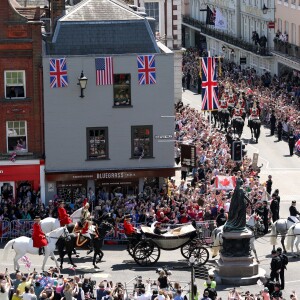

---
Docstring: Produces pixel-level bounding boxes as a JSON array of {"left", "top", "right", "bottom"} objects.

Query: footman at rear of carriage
[
  {"left": 32, "top": 216, "right": 48, "bottom": 255},
  {"left": 58, "top": 201, "right": 72, "bottom": 226}
]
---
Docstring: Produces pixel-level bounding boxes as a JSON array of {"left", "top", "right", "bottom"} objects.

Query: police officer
[
  {"left": 270, "top": 250, "right": 281, "bottom": 282},
  {"left": 270, "top": 195, "right": 280, "bottom": 223},
  {"left": 277, "top": 247, "right": 288, "bottom": 290},
  {"left": 288, "top": 130, "right": 296, "bottom": 156},
  {"left": 270, "top": 110, "right": 276, "bottom": 136},
  {"left": 262, "top": 201, "right": 269, "bottom": 234}
]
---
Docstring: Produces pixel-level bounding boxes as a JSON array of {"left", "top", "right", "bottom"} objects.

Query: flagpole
[{"left": 208, "top": 51, "right": 212, "bottom": 135}]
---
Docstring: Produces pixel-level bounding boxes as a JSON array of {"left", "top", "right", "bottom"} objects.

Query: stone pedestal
[{"left": 215, "top": 229, "right": 265, "bottom": 285}]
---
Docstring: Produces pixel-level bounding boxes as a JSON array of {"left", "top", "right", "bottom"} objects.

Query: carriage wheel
[
  {"left": 133, "top": 241, "right": 160, "bottom": 266},
  {"left": 180, "top": 240, "right": 198, "bottom": 259},
  {"left": 127, "top": 242, "right": 135, "bottom": 257},
  {"left": 189, "top": 247, "right": 209, "bottom": 266}
]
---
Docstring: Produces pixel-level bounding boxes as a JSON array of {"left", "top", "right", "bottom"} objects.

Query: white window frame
[
  {"left": 6, "top": 121, "right": 28, "bottom": 153},
  {"left": 4, "top": 70, "right": 26, "bottom": 99}
]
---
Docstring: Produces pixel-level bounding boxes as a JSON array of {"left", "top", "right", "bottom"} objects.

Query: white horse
[
  {"left": 211, "top": 214, "right": 264, "bottom": 263},
  {"left": 3, "top": 226, "right": 69, "bottom": 271},
  {"left": 286, "top": 223, "right": 300, "bottom": 257},
  {"left": 40, "top": 208, "right": 83, "bottom": 233},
  {"left": 269, "top": 217, "right": 299, "bottom": 253}
]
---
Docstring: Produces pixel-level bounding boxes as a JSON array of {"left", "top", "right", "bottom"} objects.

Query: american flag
[
  {"left": 95, "top": 57, "right": 113, "bottom": 85},
  {"left": 49, "top": 58, "right": 68, "bottom": 88},
  {"left": 137, "top": 55, "right": 156, "bottom": 85},
  {"left": 201, "top": 57, "right": 219, "bottom": 111}
]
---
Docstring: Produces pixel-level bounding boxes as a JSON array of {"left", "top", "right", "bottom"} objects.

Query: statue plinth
[{"left": 215, "top": 229, "right": 265, "bottom": 285}]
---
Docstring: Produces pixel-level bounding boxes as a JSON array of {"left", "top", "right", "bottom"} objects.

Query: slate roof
[{"left": 47, "top": 0, "right": 159, "bottom": 55}]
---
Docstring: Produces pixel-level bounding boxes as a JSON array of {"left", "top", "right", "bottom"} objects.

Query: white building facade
[{"left": 182, "top": 0, "right": 276, "bottom": 74}]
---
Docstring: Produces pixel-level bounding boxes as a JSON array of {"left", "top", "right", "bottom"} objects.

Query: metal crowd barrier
[{"left": 0, "top": 219, "right": 216, "bottom": 244}]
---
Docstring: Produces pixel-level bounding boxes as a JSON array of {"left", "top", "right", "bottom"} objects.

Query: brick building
[{"left": 0, "top": 0, "right": 45, "bottom": 200}]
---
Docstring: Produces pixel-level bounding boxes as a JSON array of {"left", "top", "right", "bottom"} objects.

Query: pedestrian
[
  {"left": 288, "top": 130, "right": 296, "bottom": 156},
  {"left": 271, "top": 284, "right": 282, "bottom": 299},
  {"left": 262, "top": 200, "right": 269, "bottom": 234},
  {"left": 270, "top": 250, "right": 281, "bottom": 282},
  {"left": 201, "top": 290, "right": 211, "bottom": 300},
  {"left": 266, "top": 175, "right": 273, "bottom": 195},
  {"left": 277, "top": 121, "right": 283, "bottom": 141},
  {"left": 276, "top": 247, "right": 288, "bottom": 290},
  {"left": 270, "top": 195, "right": 280, "bottom": 223},
  {"left": 186, "top": 70, "right": 191, "bottom": 90},
  {"left": 182, "top": 73, "right": 186, "bottom": 92},
  {"left": 181, "top": 165, "right": 188, "bottom": 181},
  {"left": 203, "top": 283, "right": 217, "bottom": 300},
  {"left": 197, "top": 74, "right": 202, "bottom": 95},
  {"left": 270, "top": 111, "right": 276, "bottom": 136}
]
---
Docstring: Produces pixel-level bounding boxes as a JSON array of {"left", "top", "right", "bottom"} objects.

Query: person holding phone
[{"left": 0, "top": 271, "right": 12, "bottom": 300}]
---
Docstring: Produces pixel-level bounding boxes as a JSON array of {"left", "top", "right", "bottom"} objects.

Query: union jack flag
[
  {"left": 201, "top": 57, "right": 219, "bottom": 111},
  {"left": 50, "top": 58, "right": 68, "bottom": 88},
  {"left": 137, "top": 55, "right": 156, "bottom": 85}
]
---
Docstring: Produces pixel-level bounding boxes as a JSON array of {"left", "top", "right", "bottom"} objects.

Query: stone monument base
[{"left": 214, "top": 229, "right": 265, "bottom": 285}]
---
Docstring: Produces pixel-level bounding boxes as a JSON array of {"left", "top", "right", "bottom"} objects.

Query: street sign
[
  {"left": 240, "top": 57, "right": 247, "bottom": 64},
  {"left": 268, "top": 22, "right": 275, "bottom": 29}
]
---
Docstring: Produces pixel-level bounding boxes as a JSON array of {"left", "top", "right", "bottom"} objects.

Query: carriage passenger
[
  {"left": 32, "top": 216, "right": 48, "bottom": 255},
  {"left": 153, "top": 222, "right": 168, "bottom": 235},
  {"left": 57, "top": 201, "right": 72, "bottom": 226}
]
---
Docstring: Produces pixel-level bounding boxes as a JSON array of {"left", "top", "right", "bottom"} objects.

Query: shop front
[
  {"left": 45, "top": 167, "right": 175, "bottom": 203},
  {"left": 0, "top": 159, "right": 44, "bottom": 201}
]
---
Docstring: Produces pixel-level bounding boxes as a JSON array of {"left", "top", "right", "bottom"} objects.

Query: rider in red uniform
[
  {"left": 233, "top": 103, "right": 244, "bottom": 118},
  {"left": 219, "top": 98, "right": 228, "bottom": 110},
  {"left": 249, "top": 103, "right": 260, "bottom": 120},
  {"left": 32, "top": 216, "right": 48, "bottom": 255},
  {"left": 58, "top": 201, "right": 72, "bottom": 226}
]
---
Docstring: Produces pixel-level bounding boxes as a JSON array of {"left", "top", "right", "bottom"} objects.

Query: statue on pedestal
[{"left": 223, "top": 177, "right": 251, "bottom": 232}]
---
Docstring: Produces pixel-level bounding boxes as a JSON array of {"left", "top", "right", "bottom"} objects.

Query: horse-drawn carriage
[{"left": 126, "top": 223, "right": 210, "bottom": 266}]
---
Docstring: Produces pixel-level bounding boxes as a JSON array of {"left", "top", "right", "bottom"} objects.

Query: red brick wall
[{"left": 0, "top": 0, "right": 43, "bottom": 157}]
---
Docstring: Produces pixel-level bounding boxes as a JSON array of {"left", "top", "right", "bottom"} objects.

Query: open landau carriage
[{"left": 127, "top": 224, "right": 210, "bottom": 266}]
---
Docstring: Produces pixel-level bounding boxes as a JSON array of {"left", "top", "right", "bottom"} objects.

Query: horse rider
[
  {"left": 58, "top": 201, "right": 72, "bottom": 226},
  {"left": 249, "top": 102, "right": 260, "bottom": 121},
  {"left": 219, "top": 98, "right": 228, "bottom": 111},
  {"left": 232, "top": 102, "right": 244, "bottom": 119},
  {"left": 289, "top": 201, "right": 300, "bottom": 223},
  {"left": 32, "top": 216, "right": 48, "bottom": 255},
  {"left": 80, "top": 199, "right": 90, "bottom": 227},
  {"left": 80, "top": 200, "right": 94, "bottom": 254}
]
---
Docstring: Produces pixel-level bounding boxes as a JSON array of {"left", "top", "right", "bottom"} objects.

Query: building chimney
[{"left": 51, "top": 0, "right": 65, "bottom": 32}]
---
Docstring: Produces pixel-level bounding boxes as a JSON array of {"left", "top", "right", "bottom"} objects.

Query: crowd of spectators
[{"left": 2, "top": 268, "right": 297, "bottom": 300}]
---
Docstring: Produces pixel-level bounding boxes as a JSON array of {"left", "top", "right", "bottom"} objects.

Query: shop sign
[
  {"left": 181, "top": 144, "right": 196, "bottom": 167},
  {"left": 154, "top": 135, "right": 173, "bottom": 139},
  {"left": 96, "top": 172, "right": 136, "bottom": 179}
]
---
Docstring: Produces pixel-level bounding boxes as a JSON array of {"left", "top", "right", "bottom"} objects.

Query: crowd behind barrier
[{"left": 0, "top": 219, "right": 216, "bottom": 243}]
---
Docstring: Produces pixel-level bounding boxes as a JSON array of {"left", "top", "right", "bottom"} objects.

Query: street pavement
[{"left": 0, "top": 90, "right": 299, "bottom": 299}]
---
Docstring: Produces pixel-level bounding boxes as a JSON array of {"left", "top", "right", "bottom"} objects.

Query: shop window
[
  {"left": 6, "top": 121, "right": 27, "bottom": 152},
  {"left": 87, "top": 127, "right": 109, "bottom": 160},
  {"left": 131, "top": 125, "right": 153, "bottom": 159},
  {"left": 5, "top": 71, "right": 26, "bottom": 99},
  {"left": 113, "top": 74, "right": 131, "bottom": 107}
]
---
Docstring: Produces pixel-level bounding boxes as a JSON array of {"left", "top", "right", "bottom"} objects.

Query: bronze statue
[{"left": 223, "top": 177, "right": 250, "bottom": 232}]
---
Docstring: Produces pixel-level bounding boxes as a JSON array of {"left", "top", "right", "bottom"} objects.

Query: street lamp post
[{"left": 189, "top": 256, "right": 196, "bottom": 300}]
